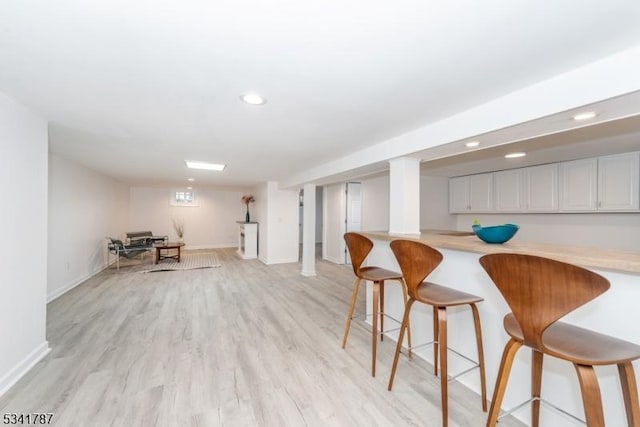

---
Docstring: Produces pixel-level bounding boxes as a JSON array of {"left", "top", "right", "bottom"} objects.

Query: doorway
[{"left": 345, "top": 182, "right": 362, "bottom": 264}]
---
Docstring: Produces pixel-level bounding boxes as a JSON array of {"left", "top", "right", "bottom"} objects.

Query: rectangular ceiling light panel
[{"left": 185, "top": 161, "right": 226, "bottom": 171}]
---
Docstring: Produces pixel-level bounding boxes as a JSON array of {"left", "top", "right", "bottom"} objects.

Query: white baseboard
[
  {"left": 260, "top": 256, "right": 299, "bottom": 265},
  {"left": 0, "top": 341, "right": 50, "bottom": 397},
  {"left": 186, "top": 244, "right": 235, "bottom": 250},
  {"left": 47, "top": 262, "right": 111, "bottom": 303},
  {"left": 301, "top": 270, "right": 317, "bottom": 277},
  {"left": 324, "top": 255, "right": 345, "bottom": 265}
]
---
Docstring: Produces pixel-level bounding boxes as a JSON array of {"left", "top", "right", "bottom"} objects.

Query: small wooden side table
[{"left": 153, "top": 242, "right": 185, "bottom": 264}]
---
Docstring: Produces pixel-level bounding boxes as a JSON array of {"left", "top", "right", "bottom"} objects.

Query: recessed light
[
  {"left": 573, "top": 111, "right": 597, "bottom": 121},
  {"left": 185, "top": 161, "right": 226, "bottom": 171},
  {"left": 465, "top": 141, "right": 480, "bottom": 148},
  {"left": 187, "top": 178, "right": 195, "bottom": 182},
  {"left": 504, "top": 152, "right": 526, "bottom": 159},
  {"left": 187, "top": 186, "right": 193, "bottom": 190},
  {"left": 241, "top": 93, "right": 266, "bottom": 105}
]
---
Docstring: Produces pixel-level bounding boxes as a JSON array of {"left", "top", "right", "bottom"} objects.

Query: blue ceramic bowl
[{"left": 472, "top": 224, "right": 519, "bottom": 244}]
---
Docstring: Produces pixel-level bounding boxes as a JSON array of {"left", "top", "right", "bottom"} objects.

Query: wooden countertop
[{"left": 362, "top": 230, "right": 640, "bottom": 275}]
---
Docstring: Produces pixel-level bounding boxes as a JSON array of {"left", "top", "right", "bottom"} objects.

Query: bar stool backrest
[
  {"left": 479, "top": 253, "right": 610, "bottom": 350},
  {"left": 344, "top": 232, "right": 374, "bottom": 277},
  {"left": 390, "top": 240, "right": 443, "bottom": 298}
]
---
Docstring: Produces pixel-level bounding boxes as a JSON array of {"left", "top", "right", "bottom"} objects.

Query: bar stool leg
[
  {"left": 531, "top": 350, "right": 543, "bottom": 427},
  {"left": 433, "top": 305, "right": 439, "bottom": 376},
  {"left": 618, "top": 362, "right": 640, "bottom": 426},
  {"left": 437, "top": 307, "right": 449, "bottom": 427},
  {"left": 470, "top": 303, "right": 487, "bottom": 412},
  {"left": 574, "top": 364, "right": 605, "bottom": 427},
  {"left": 341, "top": 277, "right": 362, "bottom": 349},
  {"left": 486, "top": 338, "right": 522, "bottom": 427},
  {"left": 399, "top": 280, "right": 412, "bottom": 359},
  {"left": 380, "top": 280, "right": 385, "bottom": 342},
  {"left": 388, "top": 298, "right": 415, "bottom": 390},
  {"left": 372, "top": 281, "right": 381, "bottom": 377}
]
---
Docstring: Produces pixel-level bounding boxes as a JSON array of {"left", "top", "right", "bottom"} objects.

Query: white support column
[
  {"left": 389, "top": 157, "right": 421, "bottom": 234},
  {"left": 301, "top": 183, "right": 317, "bottom": 276}
]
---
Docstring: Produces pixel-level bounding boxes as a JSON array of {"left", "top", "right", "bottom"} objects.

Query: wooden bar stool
[
  {"left": 388, "top": 239, "right": 487, "bottom": 427},
  {"left": 342, "top": 232, "right": 412, "bottom": 377},
  {"left": 480, "top": 253, "right": 640, "bottom": 427}
]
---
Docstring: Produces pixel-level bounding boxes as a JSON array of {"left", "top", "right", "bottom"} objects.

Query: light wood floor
[{"left": 0, "top": 249, "right": 524, "bottom": 426}]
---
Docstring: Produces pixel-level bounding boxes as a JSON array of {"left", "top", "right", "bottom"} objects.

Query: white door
[
  {"left": 322, "top": 183, "right": 346, "bottom": 264},
  {"left": 345, "top": 182, "right": 362, "bottom": 264}
]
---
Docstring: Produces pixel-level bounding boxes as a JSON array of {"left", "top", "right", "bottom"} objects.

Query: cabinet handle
[{"left": 598, "top": 201, "right": 602, "bottom": 208}]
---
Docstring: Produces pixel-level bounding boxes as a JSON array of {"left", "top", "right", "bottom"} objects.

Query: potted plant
[
  {"left": 173, "top": 218, "right": 185, "bottom": 243},
  {"left": 241, "top": 195, "right": 255, "bottom": 223}
]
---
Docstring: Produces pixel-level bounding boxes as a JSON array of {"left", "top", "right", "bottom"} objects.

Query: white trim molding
[{"left": 0, "top": 341, "right": 50, "bottom": 397}]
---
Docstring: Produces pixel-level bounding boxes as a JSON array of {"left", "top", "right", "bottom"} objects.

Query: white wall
[
  {"left": 48, "top": 154, "right": 129, "bottom": 301},
  {"left": 323, "top": 183, "right": 346, "bottom": 264},
  {"left": 360, "top": 174, "right": 454, "bottom": 232},
  {"left": 315, "top": 187, "right": 323, "bottom": 243},
  {"left": 456, "top": 213, "right": 640, "bottom": 252},
  {"left": 0, "top": 93, "right": 49, "bottom": 396},
  {"left": 421, "top": 175, "right": 456, "bottom": 230},
  {"left": 299, "top": 187, "right": 324, "bottom": 244},
  {"left": 256, "top": 182, "right": 299, "bottom": 265},
  {"left": 251, "top": 182, "right": 269, "bottom": 261},
  {"left": 129, "top": 187, "right": 244, "bottom": 249},
  {"left": 361, "top": 175, "right": 390, "bottom": 231}
]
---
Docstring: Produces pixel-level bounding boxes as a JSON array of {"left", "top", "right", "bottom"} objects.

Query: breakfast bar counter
[
  {"left": 360, "top": 230, "right": 640, "bottom": 426},
  {"left": 362, "top": 230, "right": 640, "bottom": 274}
]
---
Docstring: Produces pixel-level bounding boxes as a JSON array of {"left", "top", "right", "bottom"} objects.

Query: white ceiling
[
  {"left": 422, "top": 115, "right": 640, "bottom": 177},
  {"left": 1, "top": 1, "right": 640, "bottom": 187}
]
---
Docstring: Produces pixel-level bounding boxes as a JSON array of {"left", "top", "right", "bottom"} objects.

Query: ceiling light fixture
[
  {"left": 240, "top": 93, "right": 266, "bottom": 105},
  {"left": 465, "top": 141, "right": 480, "bottom": 148},
  {"left": 187, "top": 178, "right": 195, "bottom": 182},
  {"left": 187, "top": 186, "right": 193, "bottom": 190},
  {"left": 504, "top": 152, "right": 526, "bottom": 159},
  {"left": 573, "top": 111, "right": 597, "bottom": 121},
  {"left": 185, "top": 161, "right": 226, "bottom": 171}
]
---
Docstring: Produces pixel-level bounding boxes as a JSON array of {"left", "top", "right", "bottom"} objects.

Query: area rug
[{"left": 139, "top": 253, "right": 221, "bottom": 273}]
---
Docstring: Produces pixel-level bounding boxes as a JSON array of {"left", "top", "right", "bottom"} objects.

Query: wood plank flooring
[{"left": 0, "top": 249, "right": 523, "bottom": 426}]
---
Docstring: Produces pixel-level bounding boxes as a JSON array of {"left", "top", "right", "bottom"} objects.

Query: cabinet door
[
  {"left": 525, "top": 164, "right": 558, "bottom": 212},
  {"left": 449, "top": 176, "right": 469, "bottom": 213},
  {"left": 494, "top": 169, "right": 524, "bottom": 212},
  {"left": 469, "top": 173, "right": 493, "bottom": 212},
  {"left": 559, "top": 158, "right": 597, "bottom": 211},
  {"left": 598, "top": 152, "right": 639, "bottom": 211}
]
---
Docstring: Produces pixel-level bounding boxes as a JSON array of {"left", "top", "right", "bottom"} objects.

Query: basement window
[{"left": 170, "top": 190, "right": 198, "bottom": 207}]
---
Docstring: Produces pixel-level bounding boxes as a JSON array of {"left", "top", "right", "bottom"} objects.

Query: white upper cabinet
[
  {"left": 559, "top": 158, "right": 598, "bottom": 211},
  {"left": 524, "top": 164, "right": 558, "bottom": 212},
  {"left": 494, "top": 169, "right": 524, "bottom": 212},
  {"left": 449, "top": 173, "right": 493, "bottom": 213},
  {"left": 469, "top": 173, "right": 493, "bottom": 212},
  {"left": 449, "top": 176, "right": 470, "bottom": 213},
  {"left": 559, "top": 153, "right": 640, "bottom": 212},
  {"left": 449, "top": 151, "right": 639, "bottom": 214},
  {"left": 597, "top": 152, "right": 639, "bottom": 211}
]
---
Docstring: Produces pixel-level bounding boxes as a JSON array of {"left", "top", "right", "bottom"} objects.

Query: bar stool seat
[
  {"left": 358, "top": 266, "right": 403, "bottom": 282},
  {"left": 388, "top": 239, "right": 487, "bottom": 427},
  {"left": 342, "top": 232, "right": 413, "bottom": 378},
  {"left": 504, "top": 314, "right": 640, "bottom": 365},
  {"left": 480, "top": 253, "right": 640, "bottom": 427},
  {"left": 417, "top": 282, "right": 484, "bottom": 307}
]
